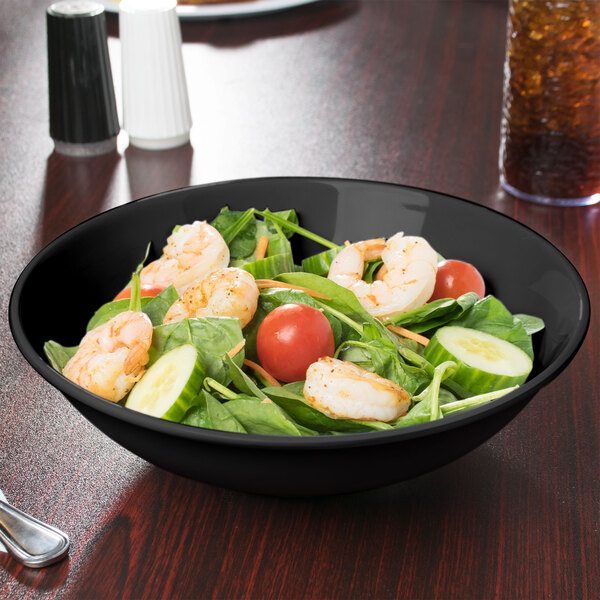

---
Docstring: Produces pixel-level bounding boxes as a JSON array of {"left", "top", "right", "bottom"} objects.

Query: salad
[{"left": 44, "top": 207, "right": 544, "bottom": 436}]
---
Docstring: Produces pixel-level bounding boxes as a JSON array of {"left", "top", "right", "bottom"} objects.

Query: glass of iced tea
[{"left": 499, "top": 0, "right": 600, "bottom": 206}]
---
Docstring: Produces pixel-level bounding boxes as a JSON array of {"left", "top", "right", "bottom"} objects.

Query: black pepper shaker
[{"left": 47, "top": 1, "right": 119, "bottom": 156}]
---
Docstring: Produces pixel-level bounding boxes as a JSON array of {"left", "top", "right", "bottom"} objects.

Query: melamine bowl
[{"left": 9, "top": 178, "right": 590, "bottom": 496}]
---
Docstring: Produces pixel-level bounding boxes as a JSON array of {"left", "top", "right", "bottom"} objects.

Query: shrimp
[
  {"left": 62, "top": 311, "right": 153, "bottom": 403},
  {"left": 140, "top": 221, "right": 229, "bottom": 294},
  {"left": 303, "top": 356, "right": 410, "bottom": 422},
  {"left": 163, "top": 267, "right": 259, "bottom": 328},
  {"left": 327, "top": 232, "right": 438, "bottom": 319}
]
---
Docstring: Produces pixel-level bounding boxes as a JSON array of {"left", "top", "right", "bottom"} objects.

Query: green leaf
[
  {"left": 149, "top": 317, "right": 244, "bottom": 384},
  {"left": 141, "top": 285, "right": 179, "bottom": 326},
  {"left": 86, "top": 297, "right": 153, "bottom": 332},
  {"left": 210, "top": 207, "right": 258, "bottom": 260},
  {"left": 223, "top": 398, "right": 317, "bottom": 436},
  {"left": 224, "top": 353, "right": 268, "bottom": 400},
  {"left": 182, "top": 390, "right": 247, "bottom": 433},
  {"left": 384, "top": 293, "right": 479, "bottom": 333},
  {"left": 44, "top": 341, "right": 78, "bottom": 372},
  {"left": 514, "top": 314, "right": 545, "bottom": 335}
]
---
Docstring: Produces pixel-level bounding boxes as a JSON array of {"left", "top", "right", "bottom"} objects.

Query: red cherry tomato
[
  {"left": 429, "top": 259, "right": 485, "bottom": 301},
  {"left": 256, "top": 304, "right": 335, "bottom": 383},
  {"left": 113, "top": 284, "right": 166, "bottom": 301}
]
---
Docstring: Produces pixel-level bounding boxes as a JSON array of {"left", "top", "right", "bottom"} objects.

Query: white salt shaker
[{"left": 120, "top": 0, "right": 192, "bottom": 150}]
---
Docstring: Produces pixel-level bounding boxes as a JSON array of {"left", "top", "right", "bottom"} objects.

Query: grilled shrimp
[
  {"left": 327, "top": 232, "right": 438, "bottom": 319},
  {"left": 63, "top": 311, "right": 153, "bottom": 402},
  {"left": 303, "top": 356, "right": 410, "bottom": 422},
  {"left": 140, "top": 221, "right": 229, "bottom": 294},
  {"left": 163, "top": 267, "right": 259, "bottom": 328}
]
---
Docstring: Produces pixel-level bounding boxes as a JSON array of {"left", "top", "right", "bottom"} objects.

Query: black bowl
[{"left": 9, "top": 178, "right": 590, "bottom": 496}]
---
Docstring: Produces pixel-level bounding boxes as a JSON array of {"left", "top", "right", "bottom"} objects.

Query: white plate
[{"left": 98, "top": 0, "right": 320, "bottom": 20}]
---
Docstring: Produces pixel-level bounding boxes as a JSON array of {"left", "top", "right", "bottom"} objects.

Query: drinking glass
[{"left": 499, "top": 0, "right": 600, "bottom": 206}]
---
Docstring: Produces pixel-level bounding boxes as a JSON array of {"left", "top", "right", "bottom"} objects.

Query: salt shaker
[
  {"left": 47, "top": 1, "right": 119, "bottom": 156},
  {"left": 120, "top": 0, "right": 192, "bottom": 150}
]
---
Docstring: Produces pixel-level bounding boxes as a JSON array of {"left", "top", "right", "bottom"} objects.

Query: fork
[{"left": 0, "top": 488, "right": 70, "bottom": 568}]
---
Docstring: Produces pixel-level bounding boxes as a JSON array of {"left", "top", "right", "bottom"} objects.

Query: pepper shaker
[{"left": 47, "top": 1, "right": 120, "bottom": 156}]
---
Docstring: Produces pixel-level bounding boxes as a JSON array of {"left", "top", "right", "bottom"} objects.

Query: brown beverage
[{"left": 499, "top": 0, "right": 600, "bottom": 205}]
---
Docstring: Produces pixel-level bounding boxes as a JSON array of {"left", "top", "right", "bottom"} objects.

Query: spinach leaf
[
  {"left": 44, "top": 341, "right": 78, "bottom": 372},
  {"left": 211, "top": 207, "right": 299, "bottom": 265},
  {"left": 384, "top": 293, "right": 479, "bottom": 333},
  {"left": 514, "top": 313, "right": 545, "bottom": 335},
  {"left": 223, "top": 397, "right": 317, "bottom": 436},
  {"left": 140, "top": 285, "right": 179, "bottom": 326},
  {"left": 182, "top": 390, "right": 247, "bottom": 433},
  {"left": 149, "top": 317, "right": 244, "bottom": 384},
  {"left": 210, "top": 207, "right": 257, "bottom": 260},
  {"left": 224, "top": 353, "right": 268, "bottom": 400},
  {"left": 86, "top": 297, "right": 152, "bottom": 332},
  {"left": 85, "top": 284, "right": 179, "bottom": 332}
]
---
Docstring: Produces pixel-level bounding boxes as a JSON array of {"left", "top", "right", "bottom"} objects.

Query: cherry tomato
[
  {"left": 256, "top": 304, "right": 335, "bottom": 383},
  {"left": 429, "top": 259, "right": 485, "bottom": 301},
  {"left": 113, "top": 284, "right": 166, "bottom": 301}
]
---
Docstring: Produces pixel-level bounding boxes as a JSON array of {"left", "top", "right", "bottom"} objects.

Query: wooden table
[{"left": 1, "top": 1, "right": 598, "bottom": 598}]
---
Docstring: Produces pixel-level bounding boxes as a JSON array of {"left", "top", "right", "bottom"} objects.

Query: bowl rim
[{"left": 9, "top": 176, "right": 591, "bottom": 450}]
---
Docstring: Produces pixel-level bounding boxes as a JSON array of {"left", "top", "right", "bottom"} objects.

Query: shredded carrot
[
  {"left": 226, "top": 339, "right": 246, "bottom": 358},
  {"left": 243, "top": 359, "right": 282, "bottom": 387},
  {"left": 255, "top": 235, "right": 269, "bottom": 261},
  {"left": 255, "top": 279, "right": 330, "bottom": 300},
  {"left": 387, "top": 325, "right": 430, "bottom": 346}
]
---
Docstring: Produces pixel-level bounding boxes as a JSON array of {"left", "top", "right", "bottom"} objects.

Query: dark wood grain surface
[{"left": 1, "top": 1, "right": 598, "bottom": 598}]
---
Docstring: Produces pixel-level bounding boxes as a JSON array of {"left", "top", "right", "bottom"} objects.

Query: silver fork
[{"left": 0, "top": 487, "right": 69, "bottom": 568}]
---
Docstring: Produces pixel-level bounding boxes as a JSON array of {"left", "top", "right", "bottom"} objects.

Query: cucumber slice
[
  {"left": 126, "top": 344, "right": 205, "bottom": 422},
  {"left": 301, "top": 246, "right": 343, "bottom": 276},
  {"left": 242, "top": 253, "right": 295, "bottom": 279},
  {"left": 424, "top": 326, "right": 532, "bottom": 395}
]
